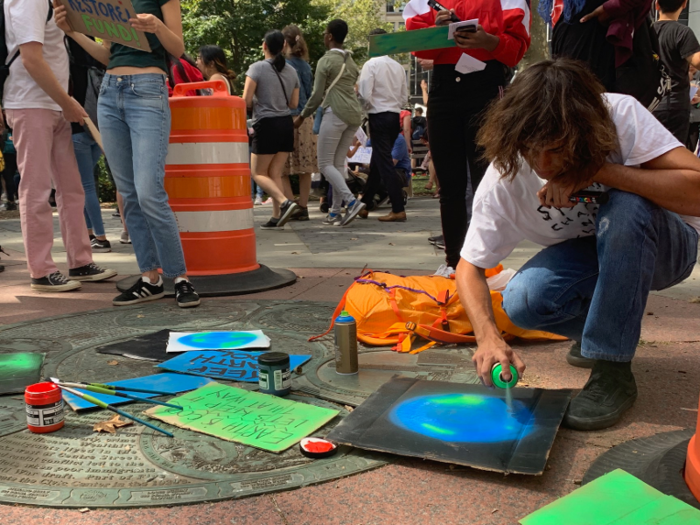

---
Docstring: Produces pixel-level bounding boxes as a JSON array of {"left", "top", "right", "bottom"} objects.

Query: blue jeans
[
  {"left": 72, "top": 132, "right": 104, "bottom": 236},
  {"left": 502, "top": 190, "right": 699, "bottom": 362},
  {"left": 98, "top": 74, "right": 186, "bottom": 277}
]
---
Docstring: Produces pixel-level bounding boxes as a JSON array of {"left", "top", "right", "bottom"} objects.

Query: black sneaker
[
  {"left": 261, "top": 217, "right": 281, "bottom": 230},
  {"left": 434, "top": 239, "right": 445, "bottom": 250},
  {"left": 69, "top": 263, "right": 118, "bottom": 282},
  {"left": 564, "top": 360, "right": 638, "bottom": 431},
  {"left": 175, "top": 280, "right": 201, "bottom": 308},
  {"left": 291, "top": 206, "right": 309, "bottom": 221},
  {"left": 277, "top": 200, "right": 299, "bottom": 227},
  {"left": 112, "top": 277, "right": 165, "bottom": 306},
  {"left": 428, "top": 234, "right": 443, "bottom": 245},
  {"left": 31, "top": 271, "right": 81, "bottom": 292},
  {"left": 567, "top": 341, "right": 596, "bottom": 369},
  {"left": 90, "top": 237, "right": 112, "bottom": 253},
  {"left": 5, "top": 201, "right": 17, "bottom": 211}
]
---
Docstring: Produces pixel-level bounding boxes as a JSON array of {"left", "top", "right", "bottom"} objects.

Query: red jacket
[{"left": 405, "top": 0, "right": 531, "bottom": 67}]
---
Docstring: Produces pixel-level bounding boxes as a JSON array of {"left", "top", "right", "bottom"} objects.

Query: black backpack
[{"left": 0, "top": 0, "right": 54, "bottom": 102}]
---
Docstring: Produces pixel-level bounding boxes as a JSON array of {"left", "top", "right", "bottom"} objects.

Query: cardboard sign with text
[{"left": 62, "top": 0, "right": 152, "bottom": 52}]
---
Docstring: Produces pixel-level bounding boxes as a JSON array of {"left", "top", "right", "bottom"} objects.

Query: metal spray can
[
  {"left": 491, "top": 363, "right": 518, "bottom": 389},
  {"left": 334, "top": 310, "right": 358, "bottom": 375}
]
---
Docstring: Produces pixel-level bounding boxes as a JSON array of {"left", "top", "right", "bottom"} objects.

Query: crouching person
[{"left": 456, "top": 59, "right": 700, "bottom": 430}]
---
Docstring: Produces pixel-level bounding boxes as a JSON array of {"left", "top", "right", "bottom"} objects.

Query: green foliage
[
  {"left": 180, "top": 0, "right": 391, "bottom": 91},
  {"left": 96, "top": 157, "right": 116, "bottom": 204}
]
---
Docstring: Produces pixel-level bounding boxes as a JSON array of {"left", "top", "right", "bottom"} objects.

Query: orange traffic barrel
[
  {"left": 686, "top": 400, "right": 700, "bottom": 501},
  {"left": 116, "top": 80, "right": 296, "bottom": 296}
]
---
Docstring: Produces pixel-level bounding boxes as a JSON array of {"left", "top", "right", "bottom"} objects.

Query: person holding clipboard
[
  {"left": 54, "top": 0, "right": 201, "bottom": 308},
  {"left": 405, "top": 0, "right": 530, "bottom": 278}
]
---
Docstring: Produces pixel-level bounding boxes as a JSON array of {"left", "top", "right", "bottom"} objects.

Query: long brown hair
[
  {"left": 282, "top": 24, "right": 309, "bottom": 61},
  {"left": 477, "top": 59, "right": 618, "bottom": 185}
]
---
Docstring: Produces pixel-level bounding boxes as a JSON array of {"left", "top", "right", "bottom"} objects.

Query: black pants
[
  {"left": 427, "top": 62, "right": 505, "bottom": 268},
  {"left": 688, "top": 122, "right": 700, "bottom": 153},
  {"left": 1, "top": 152, "right": 17, "bottom": 202},
  {"left": 362, "top": 112, "right": 404, "bottom": 214}
]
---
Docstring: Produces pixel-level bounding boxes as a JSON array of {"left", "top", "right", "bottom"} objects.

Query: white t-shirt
[
  {"left": 461, "top": 93, "right": 700, "bottom": 269},
  {"left": 3, "top": 0, "right": 69, "bottom": 111}
]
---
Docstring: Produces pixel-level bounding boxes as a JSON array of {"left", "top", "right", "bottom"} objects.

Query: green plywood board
[
  {"left": 520, "top": 469, "right": 700, "bottom": 525},
  {"left": 146, "top": 382, "right": 339, "bottom": 453},
  {"left": 368, "top": 26, "right": 457, "bottom": 57},
  {"left": 0, "top": 352, "right": 44, "bottom": 394}
]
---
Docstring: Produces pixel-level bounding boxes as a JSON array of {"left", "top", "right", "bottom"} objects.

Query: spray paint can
[
  {"left": 25, "top": 382, "right": 64, "bottom": 433},
  {"left": 258, "top": 352, "right": 291, "bottom": 396},
  {"left": 491, "top": 363, "right": 518, "bottom": 389},
  {"left": 334, "top": 310, "right": 358, "bottom": 375}
]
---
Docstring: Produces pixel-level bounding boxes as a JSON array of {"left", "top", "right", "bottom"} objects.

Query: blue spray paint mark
[
  {"left": 388, "top": 393, "right": 534, "bottom": 443},
  {"left": 177, "top": 332, "right": 259, "bottom": 349}
]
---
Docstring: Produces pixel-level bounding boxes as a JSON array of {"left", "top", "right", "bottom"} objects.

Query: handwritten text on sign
[
  {"left": 63, "top": 0, "right": 152, "bottom": 52},
  {"left": 146, "top": 383, "right": 339, "bottom": 452},
  {"left": 157, "top": 350, "right": 312, "bottom": 382}
]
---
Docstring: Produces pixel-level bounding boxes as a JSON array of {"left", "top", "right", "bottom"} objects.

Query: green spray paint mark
[
  {"left": 0, "top": 352, "right": 45, "bottom": 394},
  {"left": 520, "top": 469, "right": 700, "bottom": 525},
  {"left": 421, "top": 423, "right": 456, "bottom": 436}
]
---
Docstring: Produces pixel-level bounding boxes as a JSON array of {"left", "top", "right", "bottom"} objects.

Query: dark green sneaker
[
  {"left": 566, "top": 341, "right": 596, "bottom": 369},
  {"left": 564, "top": 360, "right": 637, "bottom": 431}
]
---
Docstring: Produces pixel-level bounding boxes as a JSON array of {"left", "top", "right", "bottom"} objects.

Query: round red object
[{"left": 25, "top": 382, "right": 64, "bottom": 433}]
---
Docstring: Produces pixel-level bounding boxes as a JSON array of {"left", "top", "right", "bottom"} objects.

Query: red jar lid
[{"left": 25, "top": 382, "right": 61, "bottom": 403}]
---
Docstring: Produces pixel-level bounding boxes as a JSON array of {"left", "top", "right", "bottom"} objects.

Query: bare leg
[
  {"left": 117, "top": 192, "right": 127, "bottom": 234},
  {"left": 251, "top": 153, "right": 288, "bottom": 219},
  {"left": 281, "top": 175, "right": 294, "bottom": 202},
  {"left": 296, "top": 172, "right": 311, "bottom": 208}
]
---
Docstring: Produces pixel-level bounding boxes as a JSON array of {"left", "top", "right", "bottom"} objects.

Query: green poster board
[
  {"left": 520, "top": 469, "right": 700, "bottom": 525},
  {"left": 146, "top": 383, "right": 339, "bottom": 453},
  {"left": 369, "top": 26, "right": 456, "bottom": 57}
]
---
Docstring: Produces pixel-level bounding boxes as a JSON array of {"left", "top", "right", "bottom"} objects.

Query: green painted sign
[
  {"left": 520, "top": 469, "right": 700, "bottom": 525},
  {"left": 146, "top": 382, "right": 339, "bottom": 453},
  {"left": 368, "top": 26, "right": 456, "bottom": 57}
]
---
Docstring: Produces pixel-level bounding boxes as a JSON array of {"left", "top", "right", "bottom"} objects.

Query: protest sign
[
  {"left": 167, "top": 330, "right": 271, "bottom": 353},
  {"left": 157, "top": 350, "right": 312, "bottom": 382},
  {"left": 347, "top": 146, "right": 372, "bottom": 165},
  {"left": 62, "top": 0, "right": 152, "bottom": 52},
  {"left": 369, "top": 26, "right": 455, "bottom": 57},
  {"left": 146, "top": 383, "right": 339, "bottom": 452}
]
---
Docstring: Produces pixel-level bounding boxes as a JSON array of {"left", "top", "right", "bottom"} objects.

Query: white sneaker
[
  {"left": 254, "top": 195, "right": 263, "bottom": 206},
  {"left": 434, "top": 264, "right": 456, "bottom": 278},
  {"left": 120, "top": 231, "right": 131, "bottom": 244},
  {"left": 263, "top": 197, "right": 273, "bottom": 206}
]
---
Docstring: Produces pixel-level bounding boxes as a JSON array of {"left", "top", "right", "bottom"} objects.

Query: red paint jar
[{"left": 25, "top": 382, "right": 64, "bottom": 433}]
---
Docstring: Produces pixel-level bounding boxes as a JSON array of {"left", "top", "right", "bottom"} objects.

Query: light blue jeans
[
  {"left": 98, "top": 74, "right": 186, "bottom": 277},
  {"left": 72, "top": 132, "right": 104, "bottom": 236},
  {"left": 502, "top": 190, "right": 698, "bottom": 362}
]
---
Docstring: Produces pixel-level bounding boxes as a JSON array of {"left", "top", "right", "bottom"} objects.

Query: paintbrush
[
  {"left": 50, "top": 378, "right": 175, "bottom": 396},
  {"left": 57, "top": 384, "right": 174, "bottom": 438},
  {"left": 50, "top": 379, "right": 182, "bottom": 410}
]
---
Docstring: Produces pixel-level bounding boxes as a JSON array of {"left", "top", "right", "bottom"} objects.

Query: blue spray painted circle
[
  {"left": 178, "top": 332, "right": 258, "bottom": 349},
  {"left": 388, "top": 393, "right": 534, "bottom": 443}
]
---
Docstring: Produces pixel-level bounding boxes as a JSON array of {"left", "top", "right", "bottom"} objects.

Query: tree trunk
[{"left": 521, "top": 0, "right": 550, "bottom": 68}]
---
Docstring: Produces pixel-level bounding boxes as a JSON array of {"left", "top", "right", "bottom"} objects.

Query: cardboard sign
[
  {"left": 369, "top": 26, "right": 456, "bottom": 57},
  {"left": 326, "top": 376, "right": 572, "bottom": 475},
  {"left": 167, "top": 331, "right": 271, "bottom": 353},
  {"left": 146, "top": 383, "right": 339, "bottom": 453},
  {"left": 157, "top": 350, "right": 312, "bottom": 382},
  {"left": 347, "top": 146, "right": 372, "bottom": 165},
  {"left": 62, "top": 0, "right": 152, "bottom": 52}
]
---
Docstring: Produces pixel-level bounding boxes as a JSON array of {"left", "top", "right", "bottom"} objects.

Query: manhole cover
[{"left": 0, "top": 300, "right": 479, "bottom": 507}]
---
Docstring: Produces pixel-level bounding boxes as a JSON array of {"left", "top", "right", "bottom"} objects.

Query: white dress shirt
[{"left": 357, "top": 55, "right": 408, "bottom": 114}]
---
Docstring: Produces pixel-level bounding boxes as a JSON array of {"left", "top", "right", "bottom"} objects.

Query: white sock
[
  {"left": 174, "top": 277, "right": 188, "bottom": 284},
  {"left": 142, "top": 275, "right": 163, "bottom": 286}
]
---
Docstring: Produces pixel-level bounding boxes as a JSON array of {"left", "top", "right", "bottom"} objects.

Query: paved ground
[{"left": 1, "top": 197, "right": 699, "bottom": 524}]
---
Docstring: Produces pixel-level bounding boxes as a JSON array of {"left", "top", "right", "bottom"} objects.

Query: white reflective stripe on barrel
[
  {"left": 166, "top": 142, "right": 249, "bottom": 165},
  {"left": 173, "top": 209, "right": 254, "bottom": 233}
]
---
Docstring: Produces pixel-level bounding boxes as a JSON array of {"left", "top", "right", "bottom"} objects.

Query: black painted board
[
  {"left": 326, "top": 376, "right": 572, "bottom": 475},
  {"left": 96, "top": 330, "right": 170, "bottom": 362}
]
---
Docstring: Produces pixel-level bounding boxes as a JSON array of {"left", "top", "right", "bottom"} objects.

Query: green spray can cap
[{"left": 491, "top": 363, "right": 518, "bottom": 389}]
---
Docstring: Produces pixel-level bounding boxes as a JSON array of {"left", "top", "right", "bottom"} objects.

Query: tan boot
[
  {"left": 378, "top": 211, "right": 407, "bottom": 222},
  {"left": 358, "top": 209, "right": 369, "bottom": 219}
]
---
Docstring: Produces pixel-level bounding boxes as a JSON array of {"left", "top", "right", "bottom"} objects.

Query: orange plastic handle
[{"left": 172, "top": 80, "right": 228, "bottom": 97}]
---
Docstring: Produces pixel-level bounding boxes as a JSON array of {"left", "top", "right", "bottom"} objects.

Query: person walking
[
  {"left": 4, "top": 0, "right": 116, "bottom": 292},
  {"left": 243, "top": 30, "right": 300, "bottom": 230},
  {"left": 196, "top": 45, "right": 236, "bottom": 95},
  {"left": 357, "top": 28, "right": 408, "bottom": 222},
  {"left": 282, "top": 24, "right": 317, "bottom": 222},
  {"left": 55, "top": 0, "right": 201, "bottom": 308},
  {"left": 406, "top": 0, "right": 530, "bottom": 277},
  {"left": 294, "top": 19, "right": 365, "bottom": 227}
]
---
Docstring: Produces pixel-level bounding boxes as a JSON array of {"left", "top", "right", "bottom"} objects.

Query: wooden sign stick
[{"left": 84, "top": 117, "right": 104, "bottom": 154}]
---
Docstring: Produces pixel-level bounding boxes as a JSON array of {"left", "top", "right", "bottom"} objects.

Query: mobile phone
[
  {"left": 427, "top": 0, "right": 461, "bottom": 23},
  {"left": 454, "top": 24, "right": 477, "bottom": 34}
]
